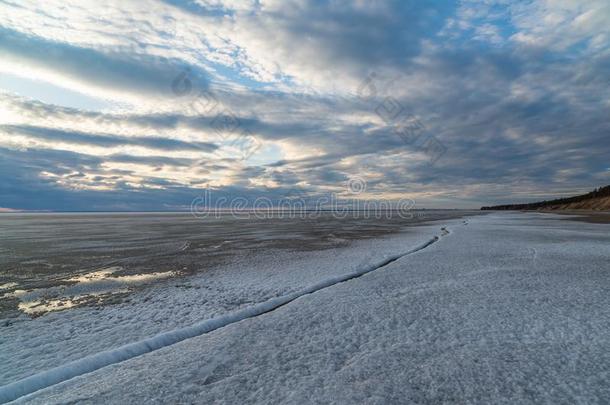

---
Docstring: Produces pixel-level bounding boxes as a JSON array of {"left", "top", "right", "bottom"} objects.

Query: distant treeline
[{"left": 481, "top": 185, "right": 610, "bottom": 211}]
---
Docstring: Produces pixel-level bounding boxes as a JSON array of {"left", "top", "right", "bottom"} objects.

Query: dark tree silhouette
[{"left": 481, "top": 185, "right": 610, "bottom": 210}]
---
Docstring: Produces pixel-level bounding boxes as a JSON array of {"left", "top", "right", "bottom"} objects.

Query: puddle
[
  {"left": 0, "top": 282, "right": 19, "bottom": 291},
  {"left": 2, "top": 267, "right": 176, "bottom": 316}
]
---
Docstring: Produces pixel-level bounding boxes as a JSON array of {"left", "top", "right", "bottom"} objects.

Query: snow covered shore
[
  {"left": 1, "top": 219, "right": 445, "bottom": 395},
  {"left": 3, "top": 212, "right": 610, "bottom": 403}
]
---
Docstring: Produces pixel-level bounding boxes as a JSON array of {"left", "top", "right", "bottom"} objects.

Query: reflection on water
[{"left": 2, "top": 267, "right": 176, "bottom": 315}]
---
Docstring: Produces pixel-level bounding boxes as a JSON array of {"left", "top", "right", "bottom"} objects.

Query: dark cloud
[
  {"left": 2, "top": 125, "right": 218, "bottom": 152},
  {"left": 0, "top": 27, "right": 209, "bottom": 98}
]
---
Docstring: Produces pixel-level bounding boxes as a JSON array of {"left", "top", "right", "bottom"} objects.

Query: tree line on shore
[{"left": 481, "top": 185, "right": 610, "bottom": 210}]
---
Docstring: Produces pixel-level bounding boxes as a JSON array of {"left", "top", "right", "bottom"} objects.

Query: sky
[{"left": 0, "top": 0, "right": 609, "bottom": 211}]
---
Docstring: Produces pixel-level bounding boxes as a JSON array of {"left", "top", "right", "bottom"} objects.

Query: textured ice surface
[
  {"left": 3, "top": 213, "right": 610, "bottom": 404},
  {"left": 0, "top": 221, "right": 443, "bottom": 387},
  {"left": 0, "top": 236, "right": 442, "bottom": 402}
]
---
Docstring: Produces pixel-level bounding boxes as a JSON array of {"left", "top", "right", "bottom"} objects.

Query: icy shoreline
[
  {"left": 1, "top": 218, "right": 451, "bottom": 389},
  {"left": 0, "top": 210, "right": 472, "bottom": 320},
  {"left": 3, "top": 212, "right": 610, "bottom": 404},
  {"left": 0, "top": 234, "right": 444, "bottom": 403}
]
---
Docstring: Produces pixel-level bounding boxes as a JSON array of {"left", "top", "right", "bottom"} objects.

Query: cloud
[
  {"left": 1, "top": 124, "right": 218, "bottom": 153},
  {"left": 0, "top": 0, "right": 609, "bottom": 210},
  {"left": 0, "top": 28, "right": 209, "bottom": 103},
  {"left": 204, "top": 1, "right": 458, "bottom": 91}
]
